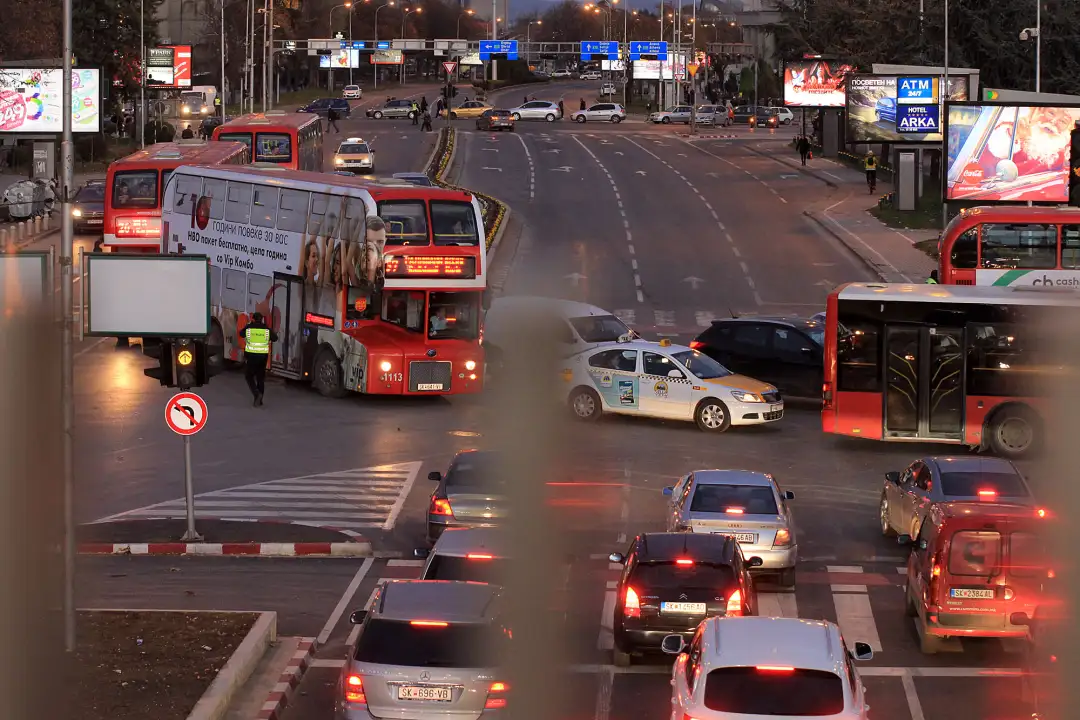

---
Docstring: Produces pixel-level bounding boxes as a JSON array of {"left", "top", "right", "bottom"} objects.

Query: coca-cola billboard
[{"left": 0, "top": 68, "right": 101, "bottom": 133}]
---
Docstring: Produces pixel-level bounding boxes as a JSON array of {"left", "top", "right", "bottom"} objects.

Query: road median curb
[
  {"left": 188, "top": 611, "right": 278, "bottom": 720},
  {"left": 255, "top": 637, "right": 318, "bottom": 720},
  {"left": 78, "top": 541, "right": 373, "bottom": 556},
  {"left": 742, "top": 144, "right": 839, "bottom": 188},
  {"left": 803, "top": 210, "right": 888, "bottom": 282}
]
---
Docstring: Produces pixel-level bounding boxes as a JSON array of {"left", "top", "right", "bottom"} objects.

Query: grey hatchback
[
  {"left": 879, "top": 456, "right": 1036, "bottom": 539},
  {"left": 426, "top": 450, "right": 508, "bottom": 544},
  {"left": 367, "top": 99, "right": 417, "bottom": 119},
  {"left": 338, "top": 580, "right": 510, "bottom": 720}
]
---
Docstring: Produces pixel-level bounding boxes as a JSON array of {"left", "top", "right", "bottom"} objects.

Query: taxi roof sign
[{"left": 346, "top": 137, "right": 365, "bottom": 142}]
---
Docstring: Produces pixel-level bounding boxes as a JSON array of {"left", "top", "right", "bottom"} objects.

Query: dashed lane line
[{"left": 511, "top": 131, "right": 536, "bottom": 201}]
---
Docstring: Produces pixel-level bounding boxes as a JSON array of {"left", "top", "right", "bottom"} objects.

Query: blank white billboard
[{"left": 86, "top": 255, "right": 210, "bottom": 337}]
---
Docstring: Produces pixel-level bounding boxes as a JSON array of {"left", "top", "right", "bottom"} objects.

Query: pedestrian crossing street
[{"left": 92, "top": 462, "right": 423, "bottom": 535}]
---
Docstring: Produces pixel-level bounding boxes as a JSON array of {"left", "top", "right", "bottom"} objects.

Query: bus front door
[
  {"left": 270, "top": 273, "right": 304, "bottom": 379},
  {"left": 884, "top": 325, "right": 964, "bottom": 440}
]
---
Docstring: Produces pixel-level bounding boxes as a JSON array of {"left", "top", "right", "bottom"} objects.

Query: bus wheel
[
  {"left": 694, "top": 398, "right": 731, "bottom": 432},
  {"left": 313, "top": 349, "right": 348, "bottom": 399},
  {"left": 987, "top": 406, "right": 1039, "bottom": 458}
]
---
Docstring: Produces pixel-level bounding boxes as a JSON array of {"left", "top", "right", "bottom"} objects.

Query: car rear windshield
[
  {"left": 940, "top": 472, "right": 1030, "bottom": 498},
  {"left": 352, "top": 619, "right": 507, "bottom": 667},
  {"left": 112, "top": 170, "right": 159, "bottom": 209},
  {"left": 423, "top": 555, "right": 510, "bottom": 583},
  {"left": 447, "top": 456, "right": 506, "bottom": 488},
  {"left": 338, "top": 143, "right": 369, "bottom": 154},
  {"left": 690, "top": 484, "right": 778, "bottom": 515},
  {"left": 703, "top": 667, "right": 845, "bottom": 716},
  {"left": 631, "top": 561, "right": 735, "bottom": 589},
  {"left": 569, "top": 314, "right": 630, "bottom": 343},
  {"left": 948, "top": 530, "right": 1001, "bottom": 576}
]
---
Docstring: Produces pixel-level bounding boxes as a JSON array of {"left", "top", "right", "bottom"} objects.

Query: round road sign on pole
[{"left": 165, "top": 392, "right": 208, "bottom": 436}]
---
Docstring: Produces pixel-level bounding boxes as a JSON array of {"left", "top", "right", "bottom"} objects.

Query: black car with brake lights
[{"left": 608, "top": 532, "right": 761, "bottom": 667}]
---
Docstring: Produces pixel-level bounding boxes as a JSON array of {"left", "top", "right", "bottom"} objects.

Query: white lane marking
[
  {"left": 756, "top": 592, "right": 799, "bottom": 618},
  {"left": 833, "top": 592, "right": 882, "bottom": 652},
  {"left": 897, "top": 566, "right": 908, "bottom": 574},
  {"left": 826, "top": 565, "right": 864, "bottom": 573},
  {"left": 606, "top": 580, "right": 618, "bottom": 589},
  {"left": 824, "top": 171, "right": 844, "bottom": 181},
  {"left": 594, "top": 666, "right": 615, "bottom": 720},
  {"left": 631, "top": 258, "right": 638, "bottom": 270},
  {"left": 387, "top": 559, "right": 424, "bottom": 567},
  {"left": 597, "top": 590, "right": 616, "bottom": 650},
  {"left": 381, "top": 462, "right": 423, "bottom": 530},
  {"left": 511, "top": 131, "right": 535, "bottom": 201},
  {"left": 901, "top": 670, "right": 927, "bottom": 720},
  {"left": 822, "top": 197, "right": 912, "bottom": 282},
  {"left": 731, "top": 247, "right": 741, "bottom": 257},
  {"left": 315, "top": 557, "right": 375, "bottom": 647},
  {"left": 831, "top": 584, "right": 869, "bottom": 593}
]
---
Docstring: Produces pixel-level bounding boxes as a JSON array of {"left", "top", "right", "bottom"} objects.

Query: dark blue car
[
  {"left": 874, "top": 97, "right": 896, "bottom": 123},
  {"left": 297, "top": 97, "right": 351, "bottom": 119}
]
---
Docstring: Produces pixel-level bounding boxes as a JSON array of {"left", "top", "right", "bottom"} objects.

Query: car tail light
[
  {"left": 689, "top": 341, "right": 704, "bottom": 350},
  {"left": 929, "top": 554, "right": 941, "bottom": 599},
  {"left": 681, "top": 715, "right": 703, "bottom": 720},
  {"left": 624, "top": 586, "right": 641, "bottom": 618},
  {"left": 1003, "top": 587, "right": 1015, "bottom": 601},
  {"left": 114, "top": 216, "right": 162, "bottom": 238},
  {"left": 345, "top": 674, "right": 366, "bottom": 703},
  {"left": 772, "top": 528, "right": 792, "bottom": 547},
  {"left": 725, "top": 507, "right": 744, "bottom": 515},
  {"left": 485, "top": 681, "right": 508, "bottom": 709},
  {"left": 756, "top": 665, "right": 795, "bottom": 673},
  {"left": 410, "top": 620, "right": 449, "bottom": 627},
  {"left": 430, "top": 497, "right": 454, "bottom": 516},
  {"left": 468, "top": 553, "right": 494, "bottom": 560},
  {"left": 726, "top": 589, "right": 742, "bottom": 616},
  {"left": 1036, "top": 508, "right": 1048, "bottom": 518},
  {"left": 977, "top": 489, "right": 997, "bottom": 499},
  {"left": 676, "top": 558, "right": 694, "bottom": 566}
]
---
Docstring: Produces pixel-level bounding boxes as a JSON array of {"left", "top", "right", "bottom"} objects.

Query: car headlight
[
  {"left": 181, "top": 107, "right": 190, "bottom": 114},
  {"left": 464, "top": 360, "right": 476, "bottom": 371},
  {"left": 71, "top": 208, "right": 82, "bottom": 217},
  {"left": 731, "top": 391, "right": 762, "bottom": 403},
  {"left": 379, "top": 360, "right": 392, "bottom": 372},
  {"left": 335, "top": 157, "right": 344, "bottom": 165}
]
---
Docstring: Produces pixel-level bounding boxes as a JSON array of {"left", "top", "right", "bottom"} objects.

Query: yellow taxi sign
[
  {"left": 659, "top": 338, "right": 672, "bottom": 347},
  {"left": 177, "top": 349, "right": 194, "bottom": 366},
  {"left": 687, "top": 64, "right": 699, "bottom": 77}
]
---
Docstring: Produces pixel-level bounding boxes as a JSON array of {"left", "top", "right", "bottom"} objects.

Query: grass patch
[
  {"left": 868, "top": 202, "right": 944, "bottom": 231},
  {"left": 913, "top": 237, "right": 939, "bottom": 260}
]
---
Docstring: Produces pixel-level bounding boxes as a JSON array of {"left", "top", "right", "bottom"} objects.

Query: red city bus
[
  {"left": 212, "top": 110, "right": 323, "bottom": 172},
  {"left": 161, "top": 165, "right": 486, "bottom": 396},
  {"left": 102, "top": 139, "right": 250, "bottom": 253},
  {"left": 821, "top": 282, "right": 1080, "bottom": 458},
  {"left": 937, "top": 205, "right": 1080, "bottom": 287}
]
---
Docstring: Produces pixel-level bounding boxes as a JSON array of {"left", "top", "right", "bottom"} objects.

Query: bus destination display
[{"left": 384, "top": 255, "right": 476, "bottom": 279}]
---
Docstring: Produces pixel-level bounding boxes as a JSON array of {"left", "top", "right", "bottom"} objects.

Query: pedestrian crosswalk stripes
[{"left": 93, "top": 462, "right": 423, "bottom": 533}]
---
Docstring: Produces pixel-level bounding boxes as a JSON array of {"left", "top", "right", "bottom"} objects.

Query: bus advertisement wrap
[
  {"left": 945, "top": 102, "right": 1080, "bottom": 203},
  {"left": 976, "top": 269, "right": 1080, "bottom": 288},
  {"left": 846, "top": 74, "right": 968, "bottom": 143},
  {"left": 783, "top": 60, "right": 854, "bottom": 107},
  {"left": 0, "top": 68, "right": 101, "bottom": 133}
]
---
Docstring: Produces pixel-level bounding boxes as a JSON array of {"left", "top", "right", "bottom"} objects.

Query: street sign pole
[
  {"left": 182, "top": 435, "right": 200, "bottom": 541},
  {"left": 166, "top": 391, "right": 208, "bottom": 542}
]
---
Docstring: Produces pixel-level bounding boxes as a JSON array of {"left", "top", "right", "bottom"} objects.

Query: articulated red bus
[
  {"left": 937, "top": 205, "right": 1080, "bottom": 287},
  {"left": 212, "top": 111, "right": 323, "bottom": 172},
  {"left": 821, "top": 282, "right": 1080, "bottom": 458},
  {"left": 102, "top": 139, "right": 250, "bottom": 252},
  {"left": 161, "top": 165, "right": 486, "bottom": 396}
]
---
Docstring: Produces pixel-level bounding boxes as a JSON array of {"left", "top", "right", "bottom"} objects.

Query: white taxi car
[
  {"left": 333, "top": 137, "right": 375, "bottom": 172},
  {"left": 560, "top": 338, "right": 783, "bottom": 432}
]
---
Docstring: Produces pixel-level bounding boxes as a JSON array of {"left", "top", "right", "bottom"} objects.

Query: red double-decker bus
[
  {"left": 937, "top": 205, "right": 1080, "bottom": 287},
  {"left": 161, "top": 165, "right": 486, "bottom": 396},
  {"left": 102, "top": 139, "right": 249, "bottom": 252},
  {"left": 212, "top": 111, "right": 323, "bottom": 172},
  {"left": 821, "top": 282, "right": 1080, "bottom": 458}
]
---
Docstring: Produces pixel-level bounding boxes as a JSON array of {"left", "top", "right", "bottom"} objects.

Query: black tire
[
  {"left": 512, "top": 112, "right": 522, "bottom": 121},
  {"left": 783, "top": 118, "right": 792, "bottom": 125},
  {"left": 661, "top": 116, "right": 671, "bottom": 124},
  {"left": 545, "top": 113, "right": 556, "bottom": 122},
  {"left": 449, "top": 111, "right": 457, "bottom": 119},
  {"left": 312, "top": 348, "right": 348, "bottom": 399},
  {"left": 778, "top": 567, "right": 796, "bottom": 590},
  {"left": 986, "top": 405, "right": 1040, "bottom": 458},
  {"left": 694, "top": 398, "right": 731, "bottom": 432},
  {"left": 879, "top": 493, "right": 895, "bottom": 537},
  {"left": 570, "top": 387, "right": 601, "bottom": 421},
  {"left": 575, "top": 115, "right": 586, "bottom": 123},
  {"left": 610, "top": 116, "right": 621, "bottom": 123},
  {"left": 372, "top": 110, "right": 383, "bottom": 119},
  {"left": 613, "top": 648, "right": 632, "bottom": 667}
]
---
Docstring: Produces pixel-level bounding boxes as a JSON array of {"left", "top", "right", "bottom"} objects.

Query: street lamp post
[
  {"left": 401, "top": 8, "right": 420, "bottom": 83},
  {"left": 457, "top": 9, "right": 474, "bottom": 38},
  {"left": 373, "top": 1, "right": 396, "bottom": 90},
  {"left": 527, "top": 20, "right": 541, "bottom": 66},
  {"left": 328, "top": 3, "right": 353, "bottom": 94}
]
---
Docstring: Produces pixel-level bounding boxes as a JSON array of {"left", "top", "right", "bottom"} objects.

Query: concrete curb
[
  {"left": 486, "top": 205, "right": 513, "bottom": 266},
  {"left": 187, "top": 611, "right": 278, "bottom": 720},
  {"left": 803, "top": 210, "right": 888, "bottom": 282},
  {"left": 78, "top": 541, "right": 373, "bottom": 556},
  {"left": 255, "top": 637, "right": 318, "bottom": 720},
  {"left": 741, "top": 144, "right": 839, "bottom": 189}
]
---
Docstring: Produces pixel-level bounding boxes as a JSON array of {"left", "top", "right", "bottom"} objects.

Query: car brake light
[
  {"left": 1036, "top": 508, "right": 1047, "bottom": 518},
  {"left": 1047, "top": 569, "right": 1056, "bottom": 579},
  {"left": 676, "top": 558, "right": 694, "bottom": 566},
  {"left": 345, "top": 674, "right": 366, "bottom": 703},
  {"left": 410, "top": 620, "right": 449, "bottom": 627},
  {"left": 430, "top": 497, "right": 454, "bottom": 516},
  {"left": 689, "top": 341, "right": 704, "bottom": 350},
  {"left": 756, "top": 665, "right": 795, "bottom": 673},
  {"left": 1003, "top": 587, "right": 1015, "bottom": 601},
  {"left": 485, "top": 680, "right": 509, "bottom": 709},
  {"left": 114, "top": 216, "right": 162, "bottom": 238},
  {"left": 772, "top": 528, "right": 792, "bottom": 547},
  {"left": 467, "top": 553, "right": 493, "bottom": 560},
  {"left": 725, "top": 507, "right": 744, "bottom": 514},
  {"left": 932, "top": 564, "right": 941, "bottom": 577},
  {"left": 624, "top": 586, "right": 641, "bottom": 618},
  {"left": 726, "top": 589, "right": 742, "bottom": 616},
  {"left": 822, "top": 381, "right": 833, "bottom": 407},
  {"left": 977, "top": 489, "right": 997, "bottom": 498}
]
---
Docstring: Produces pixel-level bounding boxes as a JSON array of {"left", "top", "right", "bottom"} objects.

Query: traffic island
[
  {"left": 425, "top": 127, "right": 510, "bottom": 253},
  {"left": 67, "top": 609, "right": 265, "bottom": 720}
]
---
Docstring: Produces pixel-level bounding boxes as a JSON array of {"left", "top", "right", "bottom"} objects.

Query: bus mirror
[{"left": 482, "top": 288, "right": 493, "bottom": 311}]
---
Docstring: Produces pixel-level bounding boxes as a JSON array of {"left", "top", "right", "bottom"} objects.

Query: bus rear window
[
  {"left": 948, "top": 530, "right": 1001, "bottom": 576},
  {"left": 255, "top": 133, "right": 292, "bottom": 163},
  {"left": 432, "top": 201, "right": 479, "bottom": 246},
  {"left": 217, "top": 132, "right": 252, "bottom": 149},
  {"left": 112, "top": 171, "right": 159, "bottom": 209},
  {"left": 703, "top": 667, "right": 845, "bottom": 716},
  {"left": 378, "top": 200, "right": 428, "bottom": 246}
]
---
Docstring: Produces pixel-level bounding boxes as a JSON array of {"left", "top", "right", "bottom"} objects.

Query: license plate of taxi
[
  {"left": 769, "top": 404, "right": 781, "bottom": 413},
  {"left": 949, "top": 588, "right": 995, "bottom": 599},
  {"left": 732, "top": 533, "right": 757, "bottom": 544},
  {"left": 397, "top": 686, "right": 452, "bottom": 702},
  {"left": 661, "top": 602, "right": 706, "bottom": 614},
  {"left": 417, "top": 383, "right": 444, "bottom": 391}
]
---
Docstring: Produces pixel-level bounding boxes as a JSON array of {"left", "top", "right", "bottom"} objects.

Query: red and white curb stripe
[
  {"left": 78, "top": 542, "right": 372, "bottom": 557},
  {"left": 86, "top": 516, "right": 369, "bottom": 543},
  {"left": 257, "top": 637, "right": 318, "bottom": 720}
]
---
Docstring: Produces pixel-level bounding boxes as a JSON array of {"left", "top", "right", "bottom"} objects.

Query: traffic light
[
  {"left": 143, "top": 339, "right": 175, "bottom": 386},
  {"left": 1070, "top": 128, "right": 1080, "bottom": 207},
  {"left": 173, "top": 338, "right": 198, "bottom": 390},
  {"left": 195, "top": 338, "right": 225, "bottom": 386},
  {"left": 451, "top": 85, "right": 458, "bottom": 97}
]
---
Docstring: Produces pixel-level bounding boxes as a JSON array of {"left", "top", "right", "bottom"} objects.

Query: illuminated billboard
[
  {"left": 146, "top": 45, "right": 192, "bottom": 87},
  {"left": 0, "top": 68, "right": 101, "bottom": 133},
  {"left": 783, "top": 59, "right": 854, "bottom": 107},
  {"left": 945, "top": 103, "right": 1080, "bottom": 203},
  {"left": 846, "top": 74, "right": 969, "bottom": 143},
  {"left": 320, "top": 49, "right": 360, "bottom": 68},
  {"left": 632, "top": 55, "right": 685, "bottom": 81}
]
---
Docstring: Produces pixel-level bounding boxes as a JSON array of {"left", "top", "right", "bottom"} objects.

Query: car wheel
[
  {"left": 449, "top": 111, "right": 457, "bottom": 119},
  {"left": 610, "top": 116, "right": 621, "bottom": 123},
  {"left": 373, "top": 111, "right": 383, "bottom": 119},
  {"left": 545, "top": 113, "right": 556, "bottom": 122},
  {"left": 783, "top": 118, "right": 792, "bottom": 125},
  {"left": 661, "top": 116, "right": 671, "bottom": 124},
  {"left": 778, "top": 567, "right": 796, "bottom": 590},
  {"left": 575, "top": 115, "right": 587, "bottom": 123},
  {"left": 987, "top": 405, "right": 1040, "bottom": 458},
  {"left": 613, "top": 649, "right": 632, "bottom": 667},
  {"left": 879, "top": 494, "right": 895, "bottom": 536},
  {"left": 313, "top": 349, "right": 348, "bottom": 399},
  {"left": 918, "top": 617, "right": 942, "bottom": 654},
  {"left": 512, "top": 112, "right": 521, "bottom": 121},
  {"left": 694, "top": 398, "right": 731, "bottom": 432},
  {"left": 570, "top": 387, "right": 601, "bottom": 420}
]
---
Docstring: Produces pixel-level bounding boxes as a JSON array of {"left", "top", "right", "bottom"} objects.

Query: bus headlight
[
  {"left": 379, "top": 360, "right": 392, "bottom": 372},
  {"left": 465, "top": 360, "right": 476, "bottom": 371}
]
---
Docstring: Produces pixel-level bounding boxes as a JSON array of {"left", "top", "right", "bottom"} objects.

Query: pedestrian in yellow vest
[{"left": 242, "top": 311, "right": 278, "bottom": 407}]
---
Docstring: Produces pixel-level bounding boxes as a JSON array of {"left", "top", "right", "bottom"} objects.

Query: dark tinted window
[
  {"left": 836, "top": 322, "right": 880, "bottom": 392},
  {"left": 951, "top": 227, "right": 978, "bottom": 269},
  {"left": 631, "top": 561, "right": 735, "bottom": 589},
  {"left": 217, "top": 132, "right": 253, "bottom": 149},
  {"left": 338, "top": 143, "right": 369, "bottom": 153},
  {"left": 446, "top": 454, "right": 506, "bottom": 488},
  {"left": 966, "top": 322, "right": 1061, "bottom": 397},
  {"left": 589, "top": 349, "right": 637, "bottom": 372},
  {"left": 690, "top": 484, "right": 778, "bottom": 515},
  {"left": 1061, "top": 225, "right": 1080, "bottom": 269},
  {"left": 703, "top": 667, "right": 845, "bottom": 716},
  {"left": 948, "top": 530, "right": 1001, "bottom": 576},
  {"left": 939, "top": 472, "right": 1029, "bottom": 498},
  {"left": 112, "top": 170, "right": 159, "bottom": 209},
  {"left": 76, "top": 184, "right": 105, "bottom": 202},
  {"left": 431, "top": 201, "right": 479, "bottom": 247},
  {"left": 353, "top": 619, "right": 508, "bottom": 667},
  {"left": 979, "top": 223, "right": 1057, "bottom": 269},
  {"left": 569, "top": 314, "right": 629, "bottom": 343},
  {"left": 423, "top": 555, "right": 510, "bottom": 583},
  {"left": 379, "top": 200, "right": 428, "bottom": 246},
  {"left": 733, "top": 324, "right": 770, "bottom": 348}
]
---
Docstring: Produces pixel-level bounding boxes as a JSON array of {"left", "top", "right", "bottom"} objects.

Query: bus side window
[
  {"left": 252, "top": 186, "right": 279, "bottom": 228},
  {"left": 1061, "top": 225, "right": 1080, "bottom": 269},
  {"left": 950, "top": 227, "right": 978, "bottom": 269},
  {"left": 203, "top": 179, "right": 227, "bottom": 220},
  {"left": 836, "top": 321, "right": 879, "bottom": 392},
  {"left": 980, "top": 223, "right": 1057, "bottom": 269},
  {"left": 222, "top": 268, "right": 246, "bottom": 312},
  {"left": 308, "top": 193, "right": 339, "bottom": 237},
  {"left": 278, "top": 190, "right": 310, "bottom": 233},
  {"left": 225, "top": 182, "right": 252, "bottom": 224},
  {"left": 174, "top": 175, "right": 201, "bottom": 216}
]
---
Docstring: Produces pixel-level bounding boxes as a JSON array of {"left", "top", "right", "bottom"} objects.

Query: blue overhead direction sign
[
  {"left": 479, "top": 39, "right": 519, "bottom": 60},
  {"left": 580, "top": 40, "right": 619, "bottom": 61},
  {"left": 376, "top": 40, "right": 391, "bottom": 50},
  {"left": 629, "top": 41, "right": 668, "bottom": 61}
]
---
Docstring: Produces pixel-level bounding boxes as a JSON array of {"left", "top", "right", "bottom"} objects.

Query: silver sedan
[{"left": 508, "top": 100, "right": 562, "bottom": 122}]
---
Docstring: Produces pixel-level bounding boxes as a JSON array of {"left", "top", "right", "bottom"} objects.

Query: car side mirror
[
  {"left": 885, "top": 471, "right": 900, "bottom": 485},
  {"left": 667, "top": 369, "right": 684, "bottom": 379},
  {"left": 428, "top": 471, "right": 442, "bottom": 482},
  {"left": 608, "top": 552, "right": 626, "bottom": 564},
  {"left": 784, "top": 491, "right": 795, "bottom": 500},
  {"left": 661, "top": 634, "right": 685, "bottom": 655},
  {"left": 662, "top": 486, "right": 673, "bottom": 497},
  {"left": 896, "top": 534, "right": 913, "bottom": 546},
  {"left": 747, "top": 556, "right": 764, "bottom": 568},
  {"left": 349, "top": 610, "right": 368, "bottom": 624},
  {"left": 413, "top": 548, "right": 430, "bottom": 559},
  {"left": 852, "top": 642, "right": 874, "bottom": 661},
  {"left": 1009, "top": 612, "right": 1030, "bottom": 626}
]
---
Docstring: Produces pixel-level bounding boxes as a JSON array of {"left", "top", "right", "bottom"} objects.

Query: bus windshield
[
  {"left": 112, "top": 170, "right": 160, "bottom": 209},
  {"left": 428, "top": 291, "right": 481, "bottom": 340},
  {"left": 432, "top": 201, "right": 480, "bottom": 246},
  {"left": 378, "top": 200, "right": 429, "bottom": 246},
  {"left": 255, "top": 133, "right": 292, "bottom": 163},
  {"left": 217, "top": 132, "right": 253, "bottom": 150}
]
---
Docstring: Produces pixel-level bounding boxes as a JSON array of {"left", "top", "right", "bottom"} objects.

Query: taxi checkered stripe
[{"left": 644, "top": 375, "right": 692, "bottom": 384}]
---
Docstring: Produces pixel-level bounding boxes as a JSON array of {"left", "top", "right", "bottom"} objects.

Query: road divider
[
  {"left": 1, "top": 215, "right": 58, "bottom": 249},
  {"left": 188, "top": 611, "right": 277, "bottom": 720},
  {"left": 78, "top": 541, "right": 373, "bottom": 556},
  {"left": 254, "top": 638, "right": 318, "bottom": 720}
]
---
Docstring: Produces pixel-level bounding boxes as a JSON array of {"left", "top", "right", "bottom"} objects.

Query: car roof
[
  {"left": 633, "top": 532, "right": 738, "bottom": 562},
  {"left": 924, "top": 456, "right": 1018, "bottom": 474},
  {"left": 431, "top": 527, "right": 509, "bottom": 558},
  {"left": 588, "top": 338, "right": 691, "bottom": 354},
  {"left": 375, "top": 579, "right": 501, "bottom": 622},
  {"left": 702, "top": 617, "right": 845, "bottom": 674},
  {"left": 692, "top": 470, "right": 776, "bottom": 487},
  {"left": 393, "top": 172, "right": 427, "bottom": 179},
  {"left": 708, "top": 315, "right": 822, "bottom": 332}
]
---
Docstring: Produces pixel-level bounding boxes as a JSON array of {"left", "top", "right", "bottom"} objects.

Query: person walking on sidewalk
[
  {"left": 558, "top": 99, "right": 565, "bottom": 119},
  {"left": 864, "top": 150, "right": 878, "bottom": 193},
  {"left": 242, "top": 312, "right": 278, "bottom": 407},
  {"left": 797, "top": 135, "right": 811, "bottom": 166},
  {"left": 326, "top": 105, "right": 341, "bottom": 133}
]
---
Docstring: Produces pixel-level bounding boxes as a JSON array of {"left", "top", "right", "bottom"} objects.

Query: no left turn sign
[{"left": 166, "top": 392, "right": 208, "bottom": 436}]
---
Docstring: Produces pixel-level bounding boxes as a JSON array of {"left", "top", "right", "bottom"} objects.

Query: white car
[
  {"left": 570, "top": 102, "right": 625, "bottom": 123},
  {"left": 342, "top": 85, "right": 362, "bottom": 99},
  {"left": 581, "top": 71, "right": 602, "bottom": 80},
  {"left": 650, "top": 105, "right": 693, "bottom": 124},
  {"left": 508, "top": 100, "right": 562, "bottom": 122},
  {"left": 560, "top": 337, "right": 783, "bottom": 431},
  {"left": 770, "top": 106, "right": 794, "bottom": 124},
  {"left": 551, "top": 69, "right": 573, "bottom": 78},
  {"left": 662, "top": 616, "right": 875, "bottom": 720},
  {"left": 600, "top": 82, "right": 617, "bottom": 95}
]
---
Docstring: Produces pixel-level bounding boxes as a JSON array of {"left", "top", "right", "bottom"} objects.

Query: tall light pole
[
  {"left": 61, "top": 0, "right": 76, "bottom": 655},
  {"left": 942, "top": 0, "right": 949, "bottom": 229},
  {"left": 139, "top": 0, "right": 145, "bottom": 147},
  {"left": 457, "top": 8, "right": 474, "bottom": 38},
  {"left": 328, "top": 3, "right": 352, "bottom": 93},
  {"left": 373, "top": 1, "right": 396, "bottom": 90},
  {"left": 659, "top": 1, "right": 665, "bottom": 107},
  {"left": 401, "top": 8, "right": 420, "bottom": 83},
  {"left": 527, "top": 19, "right": 541, "bottom": 66},
  {"left": 490, "top": 0, "right": 498, "bottom": 83},
  {"left": 221, "top": 0, "right": 226, "bottom": 120}
]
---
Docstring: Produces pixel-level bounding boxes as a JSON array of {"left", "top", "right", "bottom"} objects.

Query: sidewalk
[{"left": 751, "top": 147, "right": 938, "bottom": 283}]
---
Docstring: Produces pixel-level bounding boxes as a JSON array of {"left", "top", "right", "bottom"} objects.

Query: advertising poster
[
  {"left": 146, "top": 45, "right": 192, "bottom": 87},
  {"left": 783, "top": 60, "right": 854, "bottom": 107},
  {"left": 846, "top": 74, "right": 968, "bottom": 143},
  {"left": 945, "top": 103, "right": 1080, "bottom": 203},
  {"left": 372, "top": 50, "right": 404, "bottom": 65},
  {"left": 632, "top": 55, "right": 685, "bottom": 81},
  {"left": 0, "top": 68, "right": 101, "bottom": 133},
  {"left": 319, "top": 49, "right": 360, "bottom": 68},
  {"left": 601, "top": 59, "right": 626, "bottom": 72}
]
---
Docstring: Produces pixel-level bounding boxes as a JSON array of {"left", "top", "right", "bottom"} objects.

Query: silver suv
[
  {"left": 366, "top": 99, "right": 417, "bottom": 120},
  {"left": 337, "top": 580, "right": 510, "bottom": 719}
]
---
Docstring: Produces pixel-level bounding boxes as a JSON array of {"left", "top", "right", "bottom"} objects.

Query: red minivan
[{"left": 899, "top": 502, "right": 1047, "bottom": 654}]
